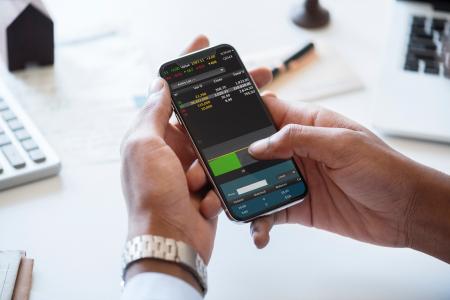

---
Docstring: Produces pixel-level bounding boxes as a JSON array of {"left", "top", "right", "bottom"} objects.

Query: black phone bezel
[{"left": 159, "top": 44, "right": 308, "bottom": 222}]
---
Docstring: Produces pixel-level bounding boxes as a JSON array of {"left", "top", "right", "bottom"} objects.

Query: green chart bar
[{"left": 208, "top": 152, "right": 242, "bottom": 176}]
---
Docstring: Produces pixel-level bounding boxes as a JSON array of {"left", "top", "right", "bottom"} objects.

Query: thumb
[
  {"left": 260, "top": 92, "right": 290, "bottom": 127},
  {"left": 139, "top": 77, "right": 172, "bottom": 137},
  {"left": 249, "top": 124, "right": 357, "bottom": 169}
]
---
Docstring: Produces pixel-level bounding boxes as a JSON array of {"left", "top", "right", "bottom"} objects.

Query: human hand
[
  {"left": 120, "top": 36, "right": 276, "bottom": 288},
  {"left": 238, "top": 69, "right": 428, "bottom": 250},
  {"left": 120, "top": 37, "right": 226, "bottom": 292},
  {"left": 121, "top": 36, "right": 219, "bottom": 264}
]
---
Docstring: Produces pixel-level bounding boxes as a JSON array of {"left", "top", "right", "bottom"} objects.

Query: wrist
[
  {"left": 406, "top": 165, "right": 450, "bottom": 262},
  {"left": 127, "top": 213, "right": 189, "bottom": 245},
  {"left": 127, "top": 209, "right": 212, "bottom": 265},
  {"left": 122, "top": 234, "right": 208, "bottom": 295},
  {"left": 125, "top": 259, "right": 203, "bottom": 294}
]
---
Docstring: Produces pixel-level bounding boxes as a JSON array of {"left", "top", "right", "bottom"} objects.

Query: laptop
[{"left": 372, "top": 0, "right": 450, "bottom": 143}]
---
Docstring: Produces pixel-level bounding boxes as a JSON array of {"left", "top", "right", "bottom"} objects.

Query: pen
[{"left": 271, "top": 42, "right": 315, "bottom": 78}]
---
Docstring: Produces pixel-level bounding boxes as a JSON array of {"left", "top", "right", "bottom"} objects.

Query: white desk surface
[{"left": 0, "top": 0, "right": 449, "bottom": 299}]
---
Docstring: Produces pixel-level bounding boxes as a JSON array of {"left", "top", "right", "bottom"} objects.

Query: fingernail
[
  {"left": 250, "top": 224, "right": 257, "bottom": 237},
  {"left": 149, "top": 78, "right": 164, "bottom": 94},
  {"left": 249, "top": 139, "right": 266, "bottom": 154}
]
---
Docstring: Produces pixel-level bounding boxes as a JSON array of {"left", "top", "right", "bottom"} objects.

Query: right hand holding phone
[
  {"left": 247, "top": 85, "right": 450, "bottom": 265},
  {"left": 247, "top": 91, "right": 425, "bottom": 249}
]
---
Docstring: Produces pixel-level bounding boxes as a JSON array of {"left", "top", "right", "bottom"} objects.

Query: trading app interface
[{"left": 161, "top": 45, "right": 306, "bottom": 220}]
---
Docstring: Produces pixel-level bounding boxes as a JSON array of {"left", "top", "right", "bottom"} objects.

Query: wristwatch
[{"left": 122, "top": 234, "right": 207, "bottom": 294}]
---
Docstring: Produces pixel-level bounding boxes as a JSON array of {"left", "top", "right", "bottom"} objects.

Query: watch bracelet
[{"left": 122, "top": 234, "right": 207, "bottom": 294}]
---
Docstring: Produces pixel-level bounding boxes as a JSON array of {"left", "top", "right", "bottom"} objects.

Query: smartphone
[{"left": 160, "top": 44, "right": 307, "bottom": 222}]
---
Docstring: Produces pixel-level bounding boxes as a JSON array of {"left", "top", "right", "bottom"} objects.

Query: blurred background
[{"left": 0, "top": 0, "right": 449, "bottom": 299}]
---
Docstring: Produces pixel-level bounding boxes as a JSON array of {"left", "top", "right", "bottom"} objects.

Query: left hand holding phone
[
  {"left": 120, "top": 36, "right": 219, "bottom": 292},
  {"left": 120, "top": 35, "right": 275, "bottom": 291}
]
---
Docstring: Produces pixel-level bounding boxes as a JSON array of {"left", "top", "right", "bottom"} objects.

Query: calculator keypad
[{"left": 0, "top": 97, "right": 46, "bottom": 172}]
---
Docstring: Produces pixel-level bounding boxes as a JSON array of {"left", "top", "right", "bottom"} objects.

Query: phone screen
[{"left": 160, "top": 44, "right": 307, "bottom": 221}]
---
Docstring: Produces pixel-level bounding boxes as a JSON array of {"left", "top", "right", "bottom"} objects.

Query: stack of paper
[{"left": 0, "top": 251, "right": 33, "bottom": 300}]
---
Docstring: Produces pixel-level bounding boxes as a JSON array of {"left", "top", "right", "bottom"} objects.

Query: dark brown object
[
  {"left": 291, "top": 0, "right": 330, "bottom": 29},
  {"left": 0, "top": 1, "right": 54, "bottom": 72}
]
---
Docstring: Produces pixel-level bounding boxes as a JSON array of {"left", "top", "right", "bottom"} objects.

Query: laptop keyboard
[{"left": 405, "top": 15, "right": 449, "bottom": 77}]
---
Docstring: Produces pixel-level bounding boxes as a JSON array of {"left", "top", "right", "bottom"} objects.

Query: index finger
[
  {"left": 181, "top": 35, "right": 210, "bottom": 55},
  {"left": 250, "top": 67, "right": 273, "bottom": 89}
]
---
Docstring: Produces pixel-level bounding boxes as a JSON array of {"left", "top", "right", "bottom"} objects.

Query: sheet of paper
[
  {"left": 1, "top": 33, "right": 147, "bottom": 166},
  {"left": 244, "top": 42, "right": 364, "bottom": 102}
]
